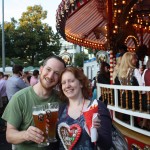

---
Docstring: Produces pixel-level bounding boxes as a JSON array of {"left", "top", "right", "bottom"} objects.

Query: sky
[{"left": 0, "top": 0, "right": 62, "bottom": 32}]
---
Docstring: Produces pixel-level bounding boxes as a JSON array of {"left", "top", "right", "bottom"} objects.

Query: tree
[
  {"left": 0, "top": 5, "right": 61, "bottom": 66},
  {"left": 4, "top": 18, "right": 18, "bottom": 58},
  {"left": 0, "top": 19, "right": 18, "bottom": 66},
  {"left": 15, "top": 5, "right": 61, "bottom": 65},
  {"left": 74, "top": 52, "right": 89, "bottom": 67}
]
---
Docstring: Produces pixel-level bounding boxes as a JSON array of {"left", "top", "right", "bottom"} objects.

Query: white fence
[{"left": 97, "top": 83, "right": 150, "bottom": 137}]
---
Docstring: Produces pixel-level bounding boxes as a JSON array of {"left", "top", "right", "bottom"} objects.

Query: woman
[
  {"left": 58, "top": 67, "right": 112, "bottom": 150},
  {"left": 97, "top": 62, "right": 110, "bottom": 84},
  {"left": 141, "top": 59, "right": 150, "bottom": 130},
  {"left": 142, "top": 58, "right": 150, "bottom": 86},
  {"left": 116, "top": 52, "right": 142, "bottom": 109},
  {"left": 113, "top": 56, "right": 122, "bottom": 84},
  {"left": 97, "top": 62, "right": 110, "bottom": 105}
]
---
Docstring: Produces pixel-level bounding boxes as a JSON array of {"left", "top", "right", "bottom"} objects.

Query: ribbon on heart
[{"left": 58, "top": 122, "right": 82, "bottom": 150}]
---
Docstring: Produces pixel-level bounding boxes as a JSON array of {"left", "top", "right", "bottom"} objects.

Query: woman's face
[
  {"left": 61, "top": 71, "right": 83, "bottom": 99},
  {"left": 131, "top": 54, "right": 138, "bottom": 66}
]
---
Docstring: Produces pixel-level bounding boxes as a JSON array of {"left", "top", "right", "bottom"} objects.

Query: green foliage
[
  {"left": 0, "top": 5, "right": 61, "bottom": 66},
  {"left": 74, "top": 52, "right": 89, "bottom": 67},
  {"left": 0, "top": 57, "right": 11, "bottom": 66},
  {"left": 86, "top": 47, "right": 99, "bottom": 56}
]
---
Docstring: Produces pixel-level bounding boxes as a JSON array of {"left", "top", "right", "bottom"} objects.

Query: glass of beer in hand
[
  {"left": 45, "top": 102, "right": 59, "bottom": 142},
  {"left": 32, "top": 105, "right": 49, "bottom": 147}
]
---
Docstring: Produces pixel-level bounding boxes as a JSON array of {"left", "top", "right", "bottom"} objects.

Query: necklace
[{"left": 66, "top": 99, "right": 85, "bottom": 122}]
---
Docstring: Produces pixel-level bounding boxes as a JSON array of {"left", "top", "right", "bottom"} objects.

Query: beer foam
[
  {"left": 32, "top": 110, "right": 46, "bottom": 115},
  {"left": 49, "top": 108, "right": 58, "bottom": 112}
]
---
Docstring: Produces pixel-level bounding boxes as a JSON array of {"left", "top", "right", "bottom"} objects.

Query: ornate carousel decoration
[{"left": 59, "top": 49, "right": 72, "bottom": 65}]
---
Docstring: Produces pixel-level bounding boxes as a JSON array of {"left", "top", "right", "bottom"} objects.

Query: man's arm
[{"left": 6, "top": 123, "right": 44, "bottom": 144}]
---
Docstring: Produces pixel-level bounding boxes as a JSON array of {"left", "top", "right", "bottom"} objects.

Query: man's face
[{"left": 39, "top": 58, "right": 65, "bottom": 90}]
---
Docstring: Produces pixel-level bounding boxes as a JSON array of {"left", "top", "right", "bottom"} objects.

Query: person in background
[
  {"left": 116, "top": 52, "right": 142, "bottom": 108},
  {"left": 139, "top": 65, "right": 146, "bottom": 75},
  {"left": 92, "top": 71, "right": 100, "bottom": 100},
  {"left": 142, "top": 59, "right": 150, "bottom": 86},
  {"left": 118, "top": 44, "right": 128, "bottom": 57},
  {"left": 3, "top": 74, "right": 9, "bottom": 80},
  {"left": 91, "top": 76, "right": 96, "bottom": 92},
  {"left": 97, "top": 62, "right": 110, "bottom": 84},
  {"left": 0, "top": 72, "right": 8, "bottom": 133},
  {"left": 88, "top": 79, "right": 93, "bottom": 100},
  {"left": 24, "top": 71, "right": 32, "bottom": 83},
  {"left": 92, "top": 78, "right": 97, "bottom": 100},
  {"left": 0, "top": 72, "right": 8, "bottom": 110},
  {"left": 2, "top": 55, "right": 66, "bottom": 150},
  {"left": 141, "top": 58, "right": 150, "bottom": 130},
  {"left": 113, "top": 56, "right": 122, "bottom": 84},
  {"left": 6, "top": 65, "right": 29, "bottom": 101},
  {"left": 58, "top": 67, "right": 112, "bottom": 150},
  {"left": 30, "top": 69, "right": 39, "bottom": 86},
  {"left": 114, "top": 52, "right": 143, "bottom": 126}
]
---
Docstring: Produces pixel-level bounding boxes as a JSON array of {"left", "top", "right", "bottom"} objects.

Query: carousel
[{"left": 56, "top": 0, "right": 150, "bottom": 149}]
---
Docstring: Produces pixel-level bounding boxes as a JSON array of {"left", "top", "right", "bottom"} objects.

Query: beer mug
[
  {"left": 32, "top": 105, "right": 49, "bottom": 147},
  {"left": 45, "top": 102, "right": 59, "bottom": 142}
]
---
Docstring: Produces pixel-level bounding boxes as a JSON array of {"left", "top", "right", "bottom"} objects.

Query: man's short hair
[
  {"left": 43, "top": 55, "right": 66, "bottom": 68},
  {"left": 12, "top": 65, "right": 23, "bottom": 74}
]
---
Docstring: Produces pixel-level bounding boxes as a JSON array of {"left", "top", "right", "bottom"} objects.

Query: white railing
[{"left": 97, "top": 83, "right": 150, "bottom": 137}]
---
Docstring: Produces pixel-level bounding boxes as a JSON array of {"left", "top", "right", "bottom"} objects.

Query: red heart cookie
[{"left": 58, "top": 123, "right": 82, "bottom": 150}]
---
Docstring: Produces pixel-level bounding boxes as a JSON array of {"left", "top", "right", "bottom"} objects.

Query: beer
[
  {"left": 45, "top": 102, "right": 59, "bottom": 142},
  {"left": 46, "top": 109, "right": 58, "bottom": 140},
  {"left": 32, "top": 106, "right": 49, "bottom": 147}
]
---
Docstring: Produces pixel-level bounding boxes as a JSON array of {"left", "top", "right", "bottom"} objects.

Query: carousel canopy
[{"left": 56, "top": 0, "right": 150, "bottom": 55}]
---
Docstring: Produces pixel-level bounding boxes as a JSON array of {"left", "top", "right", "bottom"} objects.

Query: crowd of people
[
  {"left": 1, "top": 55, "right": 112, "bottom": 150},
  {"left": 0, "top": 50, "right": 149, "bottom": 150},
  {"left": 0, "top": 65, "right": 39, "bottom": 133},
  {"left": 90, "top": 45, "right": 150, "bottom": 131}
]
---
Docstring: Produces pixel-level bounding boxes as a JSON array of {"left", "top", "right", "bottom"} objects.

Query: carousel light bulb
[
  {"left": 118, "top": 10, "right": 121, "bottom": 13},
  {"left": 122, "top": 1, "right": 126, "bottom": 4},
  {"left": 113, "top": 30, "right": 116, "bottom": 33},
  {"left": 125, "top": 21, "right": 129, "bottom": 24}
]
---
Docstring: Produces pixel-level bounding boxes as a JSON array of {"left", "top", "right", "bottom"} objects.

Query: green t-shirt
[{"left": 2, "top": 86, "right": 60, "bottom": 150}]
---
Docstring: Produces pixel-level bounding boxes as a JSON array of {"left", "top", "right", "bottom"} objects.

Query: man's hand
[
  {"left": 6, "top": 123, "right": 44, "bottom": 144},
  {"left": 24, "top": 126, "right": 44, "bottom": 144}
]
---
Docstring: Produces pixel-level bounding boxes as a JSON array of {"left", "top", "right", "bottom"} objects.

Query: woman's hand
[{"left": 92, "top": 115, "right": 101, "bottom": 129}]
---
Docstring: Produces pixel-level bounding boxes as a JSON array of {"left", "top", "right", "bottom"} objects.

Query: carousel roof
[{"left": 56, "top": 0, "right": 150, "bottom": 54}]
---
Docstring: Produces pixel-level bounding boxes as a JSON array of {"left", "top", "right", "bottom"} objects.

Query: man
[
  {"left": 0, "top": 72, "right": 8, "bottom": 110},
  {"left": 6, "top": 65, "right": 29, "bottom": 101},
  {"left": 2, "top": 55, "right": 66, "bottom": 150}
]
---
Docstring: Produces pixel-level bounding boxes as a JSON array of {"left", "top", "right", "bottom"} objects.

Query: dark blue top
[
  {"left": 58, "top": 100, "right": 112, "bottom": 150},
  {"left": 58, "top": 106, "right": 94, "bottom": 150}
]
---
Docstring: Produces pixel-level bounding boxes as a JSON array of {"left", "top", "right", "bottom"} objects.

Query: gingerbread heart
[{"left": 58, "top": 122, "right": 82, "bottom": 150}]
